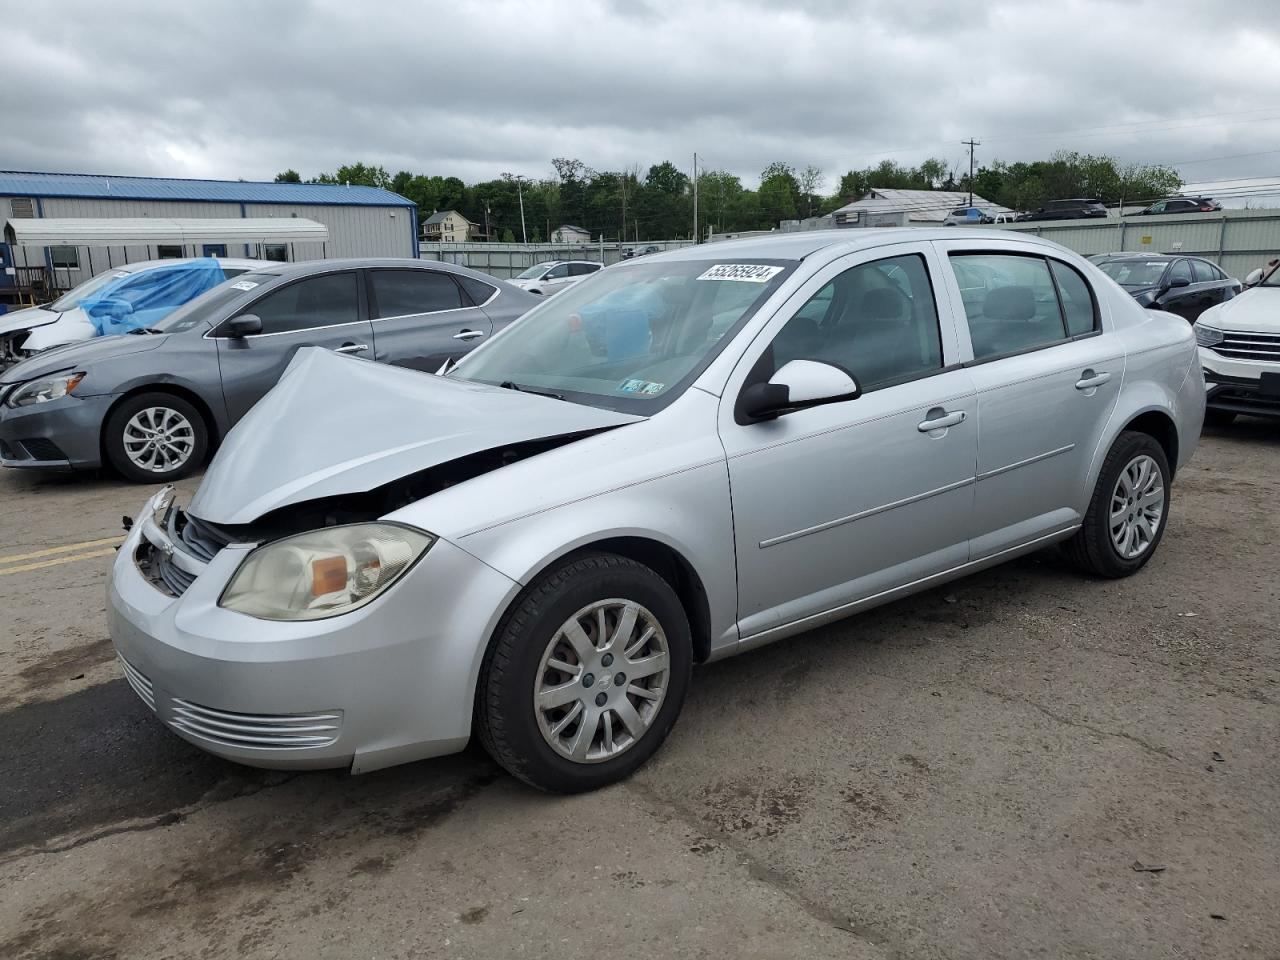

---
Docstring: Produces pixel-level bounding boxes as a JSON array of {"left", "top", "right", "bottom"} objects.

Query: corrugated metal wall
[
  {"left": 419, "top": 240, "right": 695, "bottom": 277},
  {"left": 4, "top": 196, "right": 415, "bottom": 289},
  {"left": 978, "top": 209, "right": 1280, "bottom": 279}
]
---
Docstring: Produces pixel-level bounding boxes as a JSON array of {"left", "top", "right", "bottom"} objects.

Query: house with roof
[
  {"left": 421, "top": 209, "right": 472, "bottom": 243},
  {"left": 830, "top": 188, "right": 1013, "bottom": 228},
  {"left": 551, "top": 224, "right": 592, "bottom": 244},
  {"left": 0, "top": 169, "right": 417, "bottom": 296}
]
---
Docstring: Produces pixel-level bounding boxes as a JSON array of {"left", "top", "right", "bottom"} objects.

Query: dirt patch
[
  {"left": 699, "top": 774, "right": 816, "bottom": 837},
  {"left": 15, "top": 638, "right": 115, "bottom": 694}
]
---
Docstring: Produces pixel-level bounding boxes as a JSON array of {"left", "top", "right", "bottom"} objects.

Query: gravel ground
[{"left": 0, "top": 422, "right": 1277, "bottom": 960}]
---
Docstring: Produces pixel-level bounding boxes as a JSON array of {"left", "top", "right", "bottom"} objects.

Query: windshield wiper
[
  {"left": 127, "top": 327, "right": 164, "bottom": 335},
  {"left": 499, "top": 380, "right": 565, "bottom": 400}
]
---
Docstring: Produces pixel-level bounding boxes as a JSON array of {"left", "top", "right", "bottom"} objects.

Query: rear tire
[
  {"left": 1062, "top": 431, "right": 1170, "bottom": 578},
  {"left": 1204, "top": 409, "right": 1236, "bottom": 428},
  {"left": 476, "top": 552, "right": 692, "bottom": 793},
  {"left": 104, "top": 392, "right": 208, "bottom": 483}
]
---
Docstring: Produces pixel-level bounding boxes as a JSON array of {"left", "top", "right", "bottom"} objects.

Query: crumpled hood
[
  {"left": 0, "top": 305, "right": 59, "bottom": 337},
  {"left": 189, "top": 347, "right": 642, "bottom": 525},
  {"left": 0, "top": 330, "right": 169, "bottom": 385},
  {"left": 1199, "top": 287, "right": 1280, "bottom": 333}
]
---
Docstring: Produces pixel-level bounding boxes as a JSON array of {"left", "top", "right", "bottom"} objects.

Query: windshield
[
  {"left": 1098, "top": 260, "right": 1169, "bottom": 287},
  {"left": 48, "top": 269, "right": 135, "bottom": 311},
  {"left": 148, "top": 272, "right": 280, "bottom": 333},
  {"left": 516, "top": 264, "right": 551, "bottom": 280},
  {"left": 452, "top": 258, "right": 795, "bottom": 412},
  {"left": 1261, "top": 263, "right": 1280, "bottom": 287}
]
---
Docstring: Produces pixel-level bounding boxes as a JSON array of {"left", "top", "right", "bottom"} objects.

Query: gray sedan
[
  {"left": 107, "top": 229, "right": 1204, "bottom": 792},
  {"left": 0, "top": 259, "right": 539, "bottom": 481}
]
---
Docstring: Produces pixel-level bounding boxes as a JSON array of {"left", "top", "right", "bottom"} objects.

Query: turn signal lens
[{"left": 220, "top": 523, "right": 434, "bottom": 621}]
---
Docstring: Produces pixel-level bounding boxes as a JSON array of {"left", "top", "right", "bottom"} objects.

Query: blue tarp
[{"left": 78, "top": 258, "right": 229, "bottom": 335}]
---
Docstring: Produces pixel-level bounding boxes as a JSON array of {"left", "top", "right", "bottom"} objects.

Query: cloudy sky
[{"left": 5, "top": 0, "right": 1279, "bottom": 199}]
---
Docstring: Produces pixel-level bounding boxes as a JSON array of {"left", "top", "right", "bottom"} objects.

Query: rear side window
[
  {"left": 1191, "top": 260, "right": 1216, "bottom": 283},
  {"left": 370, "top": 269, "right": 462, "bottom": 317},
  {"left": 458, "top": 275, "right": 496, "bottom": 305},
  {"left": 1049, "top": 261, "right": 1099, "bottom": 336},
  {"left": 767, "top": 253, "right": 942, "bottom": 391},
  {"left": 950, "top": 254, "right": 1099, "bottom": 360},
  {"left": 249, "top": 272, "right": 359, "bottom": 334},
  {"left": 568, "top": 262, "right": 599, "bottom": 276}
]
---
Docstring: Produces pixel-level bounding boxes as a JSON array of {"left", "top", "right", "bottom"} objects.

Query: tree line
[{"left": 274, "top": 150, "right": 1182, "bottom": 242}]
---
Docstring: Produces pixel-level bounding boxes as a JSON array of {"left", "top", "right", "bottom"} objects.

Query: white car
[
  {"left": 0, "top": 257, "right": 271, "bottom": 368},
  {"left": 1195, "top": 261, "right": 1280, "bottom": 425},
  {"left": 509, "top": 260, "right": 603, "bottom": 296}
]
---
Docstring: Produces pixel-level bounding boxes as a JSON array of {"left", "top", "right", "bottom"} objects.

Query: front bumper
[
  {"left": 0, "top": 391, "right": 114, "bottom": 470},
  {"left": 1199, "top": 347, "right": 1280, "bottom": 419},
  {"left": 107, "top": 489, "right": 521, "bottom": 773}
]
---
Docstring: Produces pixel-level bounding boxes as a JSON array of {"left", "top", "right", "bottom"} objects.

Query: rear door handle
[
  {"left": 1075, "top": 370, "right": 1111, "bottom": 390},
  {"left": 334, "top": 343, "right": 368, "bottom": 354},
  {"left": 453, "top": 329, "right": 486, "bottom": 341},
  {"left": 917, "top": 409, "right": 966, "bottom": 432}
]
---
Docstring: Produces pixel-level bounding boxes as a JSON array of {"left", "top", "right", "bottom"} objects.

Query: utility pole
[
  {"left": 692, "top": 152, "right": 699, "bottom": 244},
  {"left": 517, "top": 179, "right": 527, "bottom": 244},
  {"left": 962, "top": 139, "right": 980, "bottom": 206}
]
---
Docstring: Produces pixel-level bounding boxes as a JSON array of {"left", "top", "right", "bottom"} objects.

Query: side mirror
[
  {"left": 737, "top": 359, "right": 860, "bottom": 423},
  {"left": 225, "top": 314, "right": 263, "bottom": 338},
  {"left": 1244, "top": 269, "right": 1263, "bottom": 287},
  {"left": 1166, "top": 277, "right": 1191, "bottom": 290}
]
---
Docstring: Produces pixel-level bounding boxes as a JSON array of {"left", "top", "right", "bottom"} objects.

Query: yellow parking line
[
  {"left": 0, "top": 536, "right": 125, "bottom": 566},
  {"left": 0, "top": 547, "right": 119, "bottom": 576}
]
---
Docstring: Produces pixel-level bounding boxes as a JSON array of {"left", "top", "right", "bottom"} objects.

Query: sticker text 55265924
[{"left": 696, "top": 264, "right": 784, "bottom": 283}]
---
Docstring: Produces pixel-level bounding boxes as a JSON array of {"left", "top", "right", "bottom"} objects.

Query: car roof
[
  {"left": 102, "top": 257, "right": 273, "bottom": 275},
  {"left": 249, "top": 257, "right": 499, "bottom": 281},
  {"left": 645, "top": 227, "right": 1073, "bottom": 263}
]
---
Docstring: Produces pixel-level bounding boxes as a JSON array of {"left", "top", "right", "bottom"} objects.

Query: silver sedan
[{"left": 107, "top": 229, "right": 1204, "bottom": 792}]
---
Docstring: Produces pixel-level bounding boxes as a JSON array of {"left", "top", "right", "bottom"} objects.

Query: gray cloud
[{"left": 3, "top": 0, "right": 1278, "bottom": 193}]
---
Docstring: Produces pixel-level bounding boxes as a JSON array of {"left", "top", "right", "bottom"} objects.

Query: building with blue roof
[{"left": 0, "top": 171, "right": 418, "bottom": 297}]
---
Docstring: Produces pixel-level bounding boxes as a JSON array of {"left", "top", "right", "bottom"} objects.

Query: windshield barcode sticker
[
  {"left": 696, "top": 264, "right": 784, "bottom": 283},
  {"left": 231, "top": 280, "right": 259, "bottom": 291}
]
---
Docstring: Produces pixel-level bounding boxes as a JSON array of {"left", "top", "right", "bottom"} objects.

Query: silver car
[{"left": 107, "top": 229, "right": 1204, "bottom": 792}]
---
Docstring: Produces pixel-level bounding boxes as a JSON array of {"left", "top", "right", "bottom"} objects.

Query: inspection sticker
[
  {"left": 618, "top": 378, "right": 665, "bottom": 395},
  {"left": 230, "top": 280, "right": 260, "bottom": 291},
  {"left": 696, "top": 263, "right": 784, "bottom": 283}
]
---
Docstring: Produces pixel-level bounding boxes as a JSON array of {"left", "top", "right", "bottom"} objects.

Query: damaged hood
[
  {"left": 0, "top": 305, "right": 59, "bottom": 337},
  {"left": 189, "top": 347, "right": 643, "bottom": 525}
]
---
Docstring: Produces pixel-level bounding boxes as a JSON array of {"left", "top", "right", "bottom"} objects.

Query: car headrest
[
  {"left": 859, "top": 286, "right": 908, "bottom": 320},
  {"left": 983, "top": 285, "right": 1035, "bottom": 321}
]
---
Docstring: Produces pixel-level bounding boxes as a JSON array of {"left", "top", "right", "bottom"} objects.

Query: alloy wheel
[
  {"left": 122, "top": 406, "right": 196, "bottom": 474},
  {"left": 1110, "top": 454, "right": 1165, "bottom": 560},
  {"left": 534, "top": 598, "right": 670, "bottom": 764}
]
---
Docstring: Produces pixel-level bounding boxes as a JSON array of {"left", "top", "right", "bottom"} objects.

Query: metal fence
[
  {"left": 418, "top": 240, "right": 695, "bottom": 278},
  {"left": 978, "top": 208, "right": 1280, "bottom": 279}
]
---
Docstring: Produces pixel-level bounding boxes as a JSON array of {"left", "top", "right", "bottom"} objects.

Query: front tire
[
  {"left": 1063, "top": 431, "right": 1170, "bottom": 578},
  {"left": 476, "top": 552, "right": 692, "bottom": 793},
  {"left": 103, "top": 392, "right": 208, "bottom": 483}
]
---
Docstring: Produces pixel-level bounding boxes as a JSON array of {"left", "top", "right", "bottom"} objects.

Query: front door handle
[
  {"left": 917, "top": 409, "right": 966, "bottom": 432},
  {"left": 334, "top": 343, "right": 368, "bottom": 355},
  {"left": 1075, "top": 369, "right": 1112, "bottom": 390},
  {"left": 453, "top": 329, "right": 486, "bottom": 341}
]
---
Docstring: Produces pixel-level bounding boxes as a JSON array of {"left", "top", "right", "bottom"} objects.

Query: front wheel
[
  {"left": 476, "top": 553, "right": 692, "bottom": 792},
  {"left": 103, "top": 392, "right": 208, "bottom": 483},
  {"left": 1062, "top": 431, "right": 1170, "bottom": 578}
]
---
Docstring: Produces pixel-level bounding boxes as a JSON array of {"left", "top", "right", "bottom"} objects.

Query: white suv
[
  {"left": 1194, "top": 260, "right": 1280, "bottom": 425},
  {"left": 509, "top": 260, "right": 602, "bottom": 296}
]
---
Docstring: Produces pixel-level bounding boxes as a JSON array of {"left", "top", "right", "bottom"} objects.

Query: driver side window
[{"left": 766, "top": 253, "right": 943, "bottom": 391}]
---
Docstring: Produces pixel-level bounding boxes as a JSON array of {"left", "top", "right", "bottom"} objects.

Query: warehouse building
[
  {"left": 0, "top": 171, "right": 417, "bottom": 300},
  {"left": 831, "top": 188, "right": 1012, "bottom": 227}
]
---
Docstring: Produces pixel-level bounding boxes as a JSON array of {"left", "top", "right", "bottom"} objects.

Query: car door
[
  {"left": 366, "top": 267, "right": 493, "bottom": 372},
  {"left": 1156, "top": 258, "right": 1198, "bottom": 321},
  {"left": 1188, "top": 259, "right": 1229, "bottom": 320},
  {"left": 213, "top": 269, "right": 373, "bottom": 423},
  {"left": 719, "top": 245, "right": 978, "bottom": 641},
  {"left": 541, "top": 262, "right": 573, "bottom": 293},
  {"left": 936, "top": 244, "right": 1123, "bottom": 558}
]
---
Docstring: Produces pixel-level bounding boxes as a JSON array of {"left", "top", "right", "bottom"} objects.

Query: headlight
[
  {"left": 1195, "top": 324, "right": 1224, "bottom": 347},
  {"left": 220, "top": 523, "right": 434, "bottom": 621},
  {"left": 6, "top": 371, "right": 85, "bottom": 407}
]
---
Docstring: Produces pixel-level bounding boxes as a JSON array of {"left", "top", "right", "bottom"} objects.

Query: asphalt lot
[{"left": 1, "top": 423, "right": 1277, "bottom": 960}]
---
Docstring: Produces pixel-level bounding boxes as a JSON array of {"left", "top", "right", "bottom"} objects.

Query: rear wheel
[
  {"left": 104, "top": 392, "right": 208, "bottom": 483},
  {"left": 1063, "top": 431, "right": 1170, "bottom": 578},
  {"left": 1204, "top": 408, "right": 1236, "bottom": 428},
  {"left": 477, "top": 552, "right": 692, "bottom": 793}
]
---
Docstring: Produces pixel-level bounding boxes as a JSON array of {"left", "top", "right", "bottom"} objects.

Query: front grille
[
  {"left": 1211, "top": 330, "right": 1280, "bottom": 362},
  {"left": 137, "top": 507, "right": 230, "bottom": 598},
  {"left": 169, "top": 700, "right": 342, "bottom": 749},
  {"left": 118, "top": 654, "right": 156, "bottom": 712},
  {"left": 18, "top": 437, "right": 65, "bottom": 461}
]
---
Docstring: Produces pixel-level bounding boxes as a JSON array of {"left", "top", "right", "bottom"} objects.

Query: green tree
[
  {"left": 273, "top": 169, "right": 301, "bottom": 183},
  {"left": 758, "top": 162, "right": 800, "bottom": 226}
]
